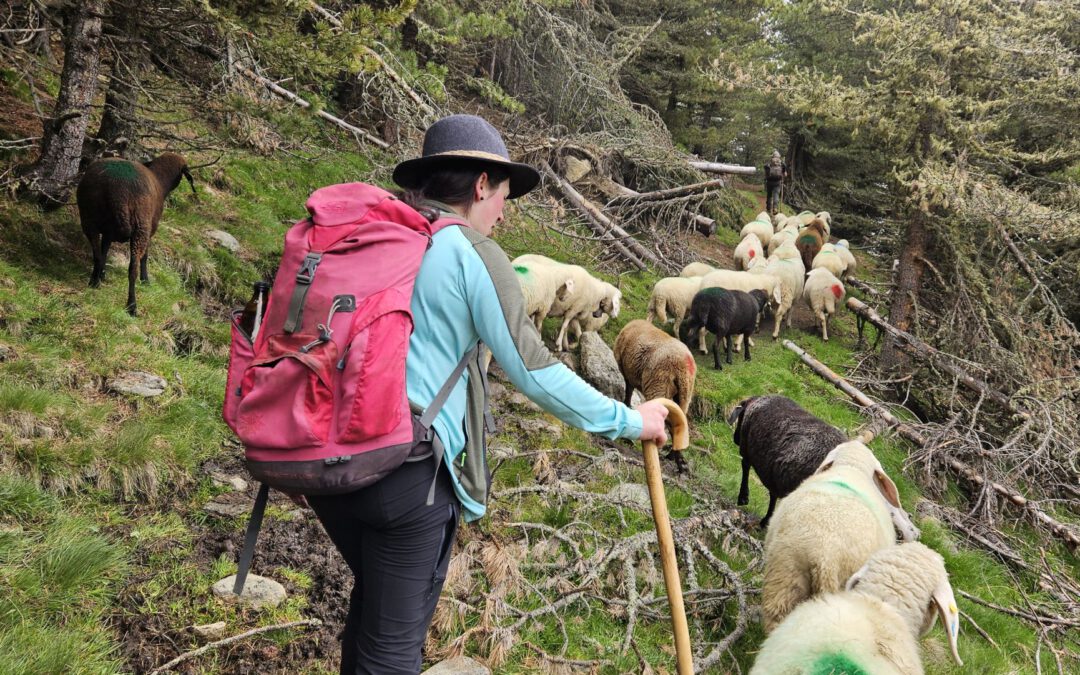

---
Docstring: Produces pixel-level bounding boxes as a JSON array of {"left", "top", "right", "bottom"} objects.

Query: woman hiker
[{"left": 305, "top": 114, "right": 671, "bottom": 674}]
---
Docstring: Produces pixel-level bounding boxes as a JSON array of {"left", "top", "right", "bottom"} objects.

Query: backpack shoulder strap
[{"left": 419, "top": 342, "right": 481, "bottom": 505}]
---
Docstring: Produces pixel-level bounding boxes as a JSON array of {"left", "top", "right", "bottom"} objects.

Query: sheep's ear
[
  {"left": 815, "top": 445, "right": 842, "bottom": 474},
  {"left": 844, "top": 562, "right": 870, "bottom": 591},
  {"left": 772, "top": 285, "right": 782, "bottom": 306},
  {"left": 930, "top": 576, "right": 963, "bottom": 666},
  {"left": 873, "top": 467, "right": 902, "bottom": 508},
  {"left": 728, "top": 401, "right": 746, "bottom": 442}
]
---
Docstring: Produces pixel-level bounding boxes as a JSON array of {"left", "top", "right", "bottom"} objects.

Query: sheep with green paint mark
[
  {"left": 835, "top": 239, "right": 858, "bottom": 279},
  {"left": 751, "top": 542, "right": 962, "bottom": 674},
  {"left": 811, "top": 242, "right": 848, "bottom": 279},
  {"left": 77, "top": 152, "right": 195, "bottom": 316},
  {"left": 512, "top": 254, "right": 621, "bottom": 351},
  {"left": 741, "top": 217, "right": 773, "bottom": 249},
  {"left": 512, "top": 262, "right": 576, "bottom": 332},
  {"left": 758, "top": 242, "right": 805, "bottom": 339},
  {"left": 761, "top": 441, "right": 921, "bottom": 632}
]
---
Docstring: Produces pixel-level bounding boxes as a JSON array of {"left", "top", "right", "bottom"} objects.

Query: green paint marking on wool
[
  {"left": 102, "top": 160, "right": 139, "bottom": 181},
  {"left": 810, "top": 652, "right": 870, "bottom": 675},
  {"left": 513, "top": 265, "right": 530, "bottom": 276}
]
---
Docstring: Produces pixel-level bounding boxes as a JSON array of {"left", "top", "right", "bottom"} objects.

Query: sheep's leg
[
  {"left": 555, "top": 316, "right": 572, "bottom": 352},
  {"left": 772, "top": 307, "right": 785, "bottom": 339},
  {"left": 698, "top": 329, "right": 707, "bottom": 354},
  {"left": 126, "top": 243, "right": 139, "bottom": 316},
  {"left": 139, "top": 251, "right": 149, "bottom": 283},
  {"left": 712, "top": 334, "right": 722, "bottom": 370},
  {"left": 743, "top": 332, "right": 751, "bottom": 361},
  {"left": 672, "top": 317, "right": 681, "bottom": 337},
  {"left": 725, "top": 334, "right": 734, "bottom": 365},
  {"left": 821, "top": 311, "right": 830, "bottom": 342},
  {"left": 568, "top": 319, "right": 582, "bottom": 348},
  {"left": 622, "top": 377, "right": 633, "bottom": 407},
  {"left": 86, "top": 231, "right": 104, "bottom": 287},
  {"left": 761, "top": 494, "right": 777, "bottom": 528},
  {"left": 762, "top": 553, "right": 811, "bottom": 632},
  {"left": 736, "top": 458, "right": 751, "bottom": 505},
  {"left": 99, "top": 236, "right": 113, "bottom": 282}
]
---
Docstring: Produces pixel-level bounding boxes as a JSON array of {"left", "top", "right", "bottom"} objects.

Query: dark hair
[{"left": 399, "top": 160, "right": 511, "bottom": 221}]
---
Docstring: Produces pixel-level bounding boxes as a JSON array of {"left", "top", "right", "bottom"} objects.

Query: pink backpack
[{"left": 223, "top": 183, "right": 472, "bottom": 593}]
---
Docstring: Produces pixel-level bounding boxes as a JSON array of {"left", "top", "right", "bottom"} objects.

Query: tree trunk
[
  {"left": 880, "top": 207, "right": 928, "bottom": 372},
  {"left": 93, "top": 6, "right": 142, "bottom": 159},
  {"left": 24, "top": 0, "right": 106, "bottom": 206}
]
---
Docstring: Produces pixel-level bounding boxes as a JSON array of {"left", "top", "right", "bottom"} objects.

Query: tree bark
[
  {"left": 607, "top": 178, "right": 729, "bottom": 206},
  {"left": 881, "top": 207, "right": 928, "bottom": 372},
  {"left": 93, "top": 4, "right": 142, "bottom": 158},
  {"left": 24, "top": 0, "right": 106, "bottom": 206},
  {"left": 688, "top": 161, "right": 756, "bottom": 175}
]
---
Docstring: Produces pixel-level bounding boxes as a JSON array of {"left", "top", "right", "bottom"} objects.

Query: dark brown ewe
[
  {"left": 76, "top": 153, "right": 194, "bottom": 315},
  {"left": 796, "top": 217, "right": 828, "bottom": 273}
]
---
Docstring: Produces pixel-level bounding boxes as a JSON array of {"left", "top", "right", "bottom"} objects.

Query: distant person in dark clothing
[{"left": 764, "top": 150, "right": 788, "bottom": 215}]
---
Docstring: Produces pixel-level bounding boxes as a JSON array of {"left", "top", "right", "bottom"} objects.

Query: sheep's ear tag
[{"left": 932, "top": 578, "right": 963, "bottom": 666}]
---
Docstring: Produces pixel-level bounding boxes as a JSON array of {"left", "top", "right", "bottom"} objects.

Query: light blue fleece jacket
[{"left": 406, "top": 224, "right": 643, "bottom": 522}]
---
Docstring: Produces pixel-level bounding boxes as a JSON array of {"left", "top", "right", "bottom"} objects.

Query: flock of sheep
[{"left": 514, "top": 215, "right": 963, "bottom": 673}]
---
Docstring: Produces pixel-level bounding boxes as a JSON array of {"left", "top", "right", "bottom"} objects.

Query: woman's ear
[{"left": 475, "top": 172, "right": 489, "bottom": 201}]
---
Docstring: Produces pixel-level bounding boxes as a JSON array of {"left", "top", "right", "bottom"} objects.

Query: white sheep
[
  {"left": 733, "top": 232, "right": 764, "bottom": 271},
  {"left": 835, "top": 239, "right": 857, "bottom": 278},
  {"left": 811, "top": 242, "right": 847, "bottom": 278},
  {"left": 816, "top": 210, "right": 833, "bottom": 236},
  {"left": 761, "top": 440, "right": 921, "bottom": 632},
  {"left": 647, "top": 276, "right": 703, "bottom": 336},
  {"left": 512, "top": 254, "right": 621, "bottom": 351},
  {"left": 766, "top": 228, "right": 796, "bottom": 258},
  {"left": 796, "top": 210, "right": 817, "bottom": 225},
  {"left": 772, "top": 213, "right": 788, "bottom": 232},
  {"left": 513, "top": 262, "right": 576, "bottom": 331},
  {"left": 803, "top": 267, "right": 846, "bottom": 341},
  {"left": 679, "top": 261, "right": 717, "bottom": 278},
  {"left": 700, "top": 269, "right": 782, "bottom": 313},
  {"left": 740, "top": 217, "right": 773, "bottom": 249},
  {"left": 760, "top": 242, "right": 805, "bottom": 338},
  {"left": 751, "top": 542, "right": 962, "bottom": 674}
]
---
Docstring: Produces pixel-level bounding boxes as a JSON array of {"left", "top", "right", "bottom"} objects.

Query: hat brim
[{"left": 393, "top": 154, "right": 541, "bottom": 199}]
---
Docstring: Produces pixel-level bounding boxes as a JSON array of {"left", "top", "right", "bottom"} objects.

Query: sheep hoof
[
  {"left": 89, "top": 277, "right": 101, "bottom": 288},
  {"left": 126, "top": 304, "right": 137, "bottom": 317}
]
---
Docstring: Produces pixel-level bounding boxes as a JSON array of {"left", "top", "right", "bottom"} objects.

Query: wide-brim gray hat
[{"left": 393, "top": 114, "right": 541, "bottom": 199}]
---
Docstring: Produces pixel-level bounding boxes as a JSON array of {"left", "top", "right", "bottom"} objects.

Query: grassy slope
[{"left": 0, "top": 136, "right": 1070, "bottom": 673}]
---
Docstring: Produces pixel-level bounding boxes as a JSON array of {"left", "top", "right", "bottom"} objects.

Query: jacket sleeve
[{"left": 459, "top": 231, "right": 643, "bottom": 440}]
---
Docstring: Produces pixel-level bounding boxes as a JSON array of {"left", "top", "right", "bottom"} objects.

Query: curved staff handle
[{"left": 640, "top": 398, "right": 692, "bottom": 674}]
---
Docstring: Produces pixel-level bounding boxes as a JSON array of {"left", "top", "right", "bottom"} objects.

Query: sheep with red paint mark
[
  {"left": 803, "top": 268, "right": 846, "bottom": 341},
  {"left": 734, "top": 232, "right": 764, "bottom": 271},
  {"left": 614, "top": 319, "right": 697, "bottom": 472}
]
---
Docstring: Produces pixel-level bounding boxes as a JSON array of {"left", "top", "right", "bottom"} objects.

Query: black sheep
[
  {"left": 727, "top": 395, "right": 847, "bottom": 527},
  {"left": 678, "top": 286, "right": 768, "bottom": 370},
  {"left": 76, "top": 152, "right": 195, "bottom": 316}
]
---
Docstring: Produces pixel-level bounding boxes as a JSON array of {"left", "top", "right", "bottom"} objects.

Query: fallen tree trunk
[
  {"left": 540, "top": 160, "right": 652, "bottom": 270},
  {"left": 782, "top": 339, "right": 1079, "bottom": 551},
  {"left": 846, "top": 297, "right": 1029, "bottom": 421},
  {"left": 846, "top": 276, "right": 882, "bottom": 298},
  {"left": 689, "top": 160, "right": 757, "bottom": 175},
  {"left": 607, "top": 178, "right": 729, "bottom": 206},
  {"left": 234, "top": 64, "right": 389, "bottom": 149},
  {"left": 610, "top": 182, "right": 716, "bottom": 236}
]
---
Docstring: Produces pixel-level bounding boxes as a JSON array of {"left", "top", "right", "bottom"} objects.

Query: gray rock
[
  {"left": 517, "top": 417, "right": 563, "bottom": 440},
  {"left": 486, "top": 380, "right": 507, "bottom": 403},
  {"left": 423, "top": 656, "right": 490, "bottom": 675},
  {"left": 191, "top": 621, "right": 227, "bottom": 640},
  {"left": 488, "top": 444, "right": 516, "bottom": 462},
  {"left": 564, "top": 156, "right": 592, "bottom": 184},
  {"left": 507, "top": 392, "right": 542, "bottom": 413},
  {"left": 577, "top": 332, "right": 625, "bottom": 400},
  {"left": 204, "top": 499, "right": 250, "bottom": 518},
  {"left": 107, "top": 371, "right": 167, "bottom": 397},
  {"left": 205, "top": 229, "right": 240, "bottom": 252},
  {"left": 210, "top": 471, "right": 249, "bottom": 492},
  {"left": 212, "top": 574, "right": 287, "bottom": 610},
  {"left": 608, "top": 483, "right": 652, "bottom": 510}
]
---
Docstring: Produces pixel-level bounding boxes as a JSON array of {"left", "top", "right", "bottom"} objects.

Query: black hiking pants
[
  {"left": 309, "top": 457, "right": 459, "bottom": 675},
  {"left": 766, "top": 179, "right": 782, "bottom": 214}
]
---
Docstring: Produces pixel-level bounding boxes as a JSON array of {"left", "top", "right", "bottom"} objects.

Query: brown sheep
[
  {"left": 796, "top": 217, "right": 828, "bottom": 272},
  {"left": 614, "top": 319, "right": 697, "bottom": 472},
  {"left": 77, "top": 152, "right": 195, "bottom": 316}
]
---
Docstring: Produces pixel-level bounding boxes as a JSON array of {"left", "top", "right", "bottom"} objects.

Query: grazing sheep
[
  {"left": 726, "top": 395, "right": 847, "bottom": 528},
  {"left": 733, "top": 233, "right": 764, "bottom": 271},
  {"left": 740, "top": 218, "right": 773, "bottom": 250},
  {"left": 811, "top": 242, "right": 847, "bottom": 278},
  {"left": 679, "top": 262, "right": 716, "bottom": 278},
  {"left": 700, "top": 269, "right": 782, "bottom": 315},
  {"left": 796, "top": 210, "right": 816, "bottom": 225},
  {"left": 761, "top": 440, "right": 921, "bottom": 631},
  {"left": 512, "top": 254, "right": 621, "bottom": 351},
  {"left": 835, "top": 239, "right": 857, "bottom": 278},
  {"left": 678, "top": 287, "right": 768, "bottom": 369},
  {"left": 760, "top": 246, "right": 806, "bottom": 338},
  {"left": 77, "top": 152, "right": 195, "bottom": 315},
  {"left": 751, "top": 542, "right": 963, "bottom": 674},
  {"left": 614, "top": 319, "right": 696, "bottom": 472},
  {"left": 803, "top": 268, "right": 846, "bottom": 341},
  {"left": 514, "top": 262, "right": 575, "bottom": 331},
  {"left": 796, "top": 217, "right": 829, "bottom": 272},
  {"left": 647, "top": 276, "right": 704, "bottom": 336}
]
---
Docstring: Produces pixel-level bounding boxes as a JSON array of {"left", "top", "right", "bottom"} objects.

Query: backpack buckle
[
  {"left": 323, "top": 455, "right": 352, "bottom": 466},
  {"left": 296, "top": 253, "right": 322, "bottom": 285}
]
